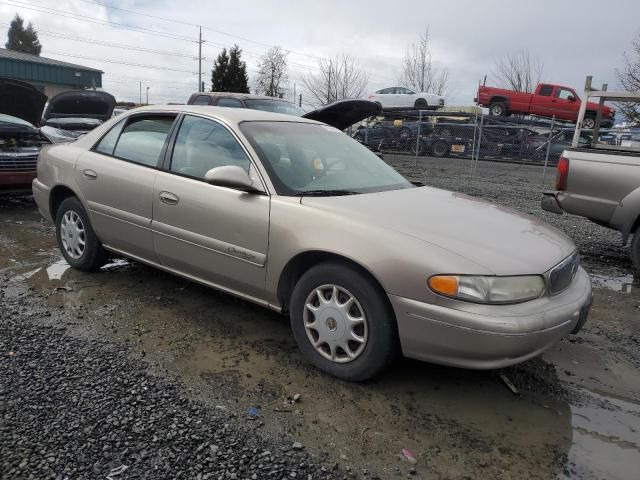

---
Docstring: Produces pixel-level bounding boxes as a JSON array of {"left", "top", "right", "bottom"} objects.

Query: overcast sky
[{"left": 1, "top": 0, "right": 639, "bottom": 107}]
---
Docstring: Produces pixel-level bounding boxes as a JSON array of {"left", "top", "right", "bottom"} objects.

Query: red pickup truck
[{"left": 476, "top": 83, "right": 615, "bottom": 128}]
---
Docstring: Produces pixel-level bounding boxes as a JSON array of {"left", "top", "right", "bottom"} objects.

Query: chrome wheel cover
[
  {"left": 60, "top": 210, "right": 86, "bottom": 260},
  {"left": 303, "top": 284, "right": 368, "bottom": 363}
]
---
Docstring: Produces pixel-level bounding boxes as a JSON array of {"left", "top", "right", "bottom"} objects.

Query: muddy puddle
[{"left": 2, "top": 199, "right": 640, "bottom": 479}]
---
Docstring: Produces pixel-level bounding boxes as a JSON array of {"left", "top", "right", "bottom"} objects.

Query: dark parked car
[
  {"left": 0, "top": 78, "right": 50, "bottom": 194},
  {"left": 187, "top": 92, "right": 381, "bottom": 131}
]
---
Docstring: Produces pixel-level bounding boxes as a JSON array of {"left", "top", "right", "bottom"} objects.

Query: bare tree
[
  {"left": 492, "top": 49, "right": 543, "bottom": 93},
  {"left": 302, "top": 53, "right": 368, "bottom": 105},
  {"left": 616, "top": 33, "right": 640, "bottom": 125},
  {"left": 398, "top": 28, "right": 449, "bottom": 95},
  {"left": 255, "top": 46, "right": 288, "bottom": 98}
]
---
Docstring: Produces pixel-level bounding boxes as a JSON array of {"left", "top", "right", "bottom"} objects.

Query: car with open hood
[
  {"left": 0, "top": 78, "right": 50, "bottom": 194},
  {"left": 32, "top": 105, "right": 592, "bottom": 381},
  {"left": 40, "top": 90, "right": 116, "bottom": 143},
  {"left": 187, "top": 92, "right": 381, "bottom": 130}
]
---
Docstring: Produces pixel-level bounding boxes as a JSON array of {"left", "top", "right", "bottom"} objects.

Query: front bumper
[
  {"left": 0, "top": 171, "right": 36, "bottom": 195},
  {"left": 390, "top": 267, "right": 592, "bottom": 369}
]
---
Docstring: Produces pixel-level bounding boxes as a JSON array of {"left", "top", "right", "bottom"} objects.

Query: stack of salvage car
[{"left": 0, "top": 77, "right": 115, "bottom": 195}]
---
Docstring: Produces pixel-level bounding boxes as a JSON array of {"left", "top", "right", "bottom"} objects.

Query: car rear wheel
[
  {"left": 431, "top": 140, "right": 449, "bottom": 157},
  {"left": 632, "top": 227, "right": 640, "bottom": 273},
  {"left": 489, "top": 102, "right": 508, "bottom": 116},
  {"left": 414, "top": 98, "right": 428, "bottom": 109},
  {"left": 583, "top": 115, "right": 596, "bottom": 130},
  {"left": 289, "top": 261, "right": 398, "bottom": 381},
  {"left": 55, "top": 197, "right": 107, "bottom": 271}
]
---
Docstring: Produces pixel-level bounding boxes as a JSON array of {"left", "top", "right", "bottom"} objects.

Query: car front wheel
[
  {"left": 55, "top": 196, "right": 107, "bottom": 271},
  {"left": 290, "top": 261, "right": 398, "bottom": 381}
]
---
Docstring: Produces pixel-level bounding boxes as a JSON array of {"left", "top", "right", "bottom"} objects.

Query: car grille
[
  {"left": 547, "top": 251, "right": 580, "bottom": 295},
  {"left": 0, "top": 151, "right": 38, "bottom": 172}
]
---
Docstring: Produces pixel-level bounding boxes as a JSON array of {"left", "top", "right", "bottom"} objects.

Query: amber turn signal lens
[{"left": 428, "top": 276, "right": 459, "bottom": 296}]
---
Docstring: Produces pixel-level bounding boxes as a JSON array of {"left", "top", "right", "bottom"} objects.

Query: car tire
[
  {"left": 414, "top": 98, "right": 428, "bottom": 109},
  {"left": 289, "top": 261, "right": 399, "bottom": 381},
  {"left": 583, "top": 115, "right": 596, "bottom": 130},
  {"left": 55, "top": 196, "right": 108, "bottom": 271},
  {"left": 489, "top": 102, "right": 508, "bottom": 116},
  {"left": 632, "top": 227, "right": 640, "bottom": 273},
  {"left": 431, "top": 140, "right": 449, "bottom": 157}
]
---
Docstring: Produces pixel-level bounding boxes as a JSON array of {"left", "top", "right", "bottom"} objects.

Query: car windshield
[
  {"left": 240, "top": 121, "right": 414, "bottom": 196},
  {"left": 244, "top": 99, "right": 305, "bottom": 116}
]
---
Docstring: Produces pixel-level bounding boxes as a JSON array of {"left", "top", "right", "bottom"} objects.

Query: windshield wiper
[{"left": 294, "top": 189, "right": 361, "bottom": 197}]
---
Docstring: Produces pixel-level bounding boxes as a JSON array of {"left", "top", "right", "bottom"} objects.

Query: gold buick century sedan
[{"left": 33, "top": 105, "right": 592, "bottom": 381}]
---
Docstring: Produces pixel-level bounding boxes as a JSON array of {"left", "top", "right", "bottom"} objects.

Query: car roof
[
  {"left": 119, "top": 104, "right": 323, "bottom": 127},
  {"left": 190, "top": 92, "right": 292, "bottom": 102}
]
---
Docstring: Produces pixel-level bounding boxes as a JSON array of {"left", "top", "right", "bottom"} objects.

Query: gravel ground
[
  {"left": 0, "top": 278, "right": 344, "bottom": 480},
  {"left": 1, "top": 159, "right": 639, "bottom": 480}
]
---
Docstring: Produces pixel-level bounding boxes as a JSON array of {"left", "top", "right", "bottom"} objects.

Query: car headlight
[{"left": 428, "top": 275, "right": 545, "bottom": 304}]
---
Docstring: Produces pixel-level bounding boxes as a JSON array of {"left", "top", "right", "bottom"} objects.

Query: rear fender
[{"left": 610, "top": 186, "right": 640, "bottom": 244}]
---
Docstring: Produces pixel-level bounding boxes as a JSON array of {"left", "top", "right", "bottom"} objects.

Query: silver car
[{"left": 32, "top": 106, "right": 592, "bottom": 381}]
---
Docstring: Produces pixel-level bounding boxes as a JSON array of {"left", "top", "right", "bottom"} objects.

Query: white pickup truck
[{"left": 541, "top": 80, "right": 640, "bottom": 272}]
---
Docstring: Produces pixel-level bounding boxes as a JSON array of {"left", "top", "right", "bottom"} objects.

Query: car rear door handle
[
  {"left": 82, "top": 169, "right": 97, "bottom": 180},
  {"left": 159, "top": 191, "right": 179, "bottom": 205}
]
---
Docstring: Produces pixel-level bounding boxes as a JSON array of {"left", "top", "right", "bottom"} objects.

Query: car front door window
[{"left": 170, "top": 115, "right": 251, "bottom": 180}]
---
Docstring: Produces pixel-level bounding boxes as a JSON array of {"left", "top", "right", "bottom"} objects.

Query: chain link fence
[{"left": 353, "top": 109, "right": 610, "bottom": 188}]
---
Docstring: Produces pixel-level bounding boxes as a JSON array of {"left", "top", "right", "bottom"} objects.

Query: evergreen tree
[
  {"left": 226, "top": 45, "right": 249, "bottom": 93},
  {"left": 5, "top": 14, "right": 42, "bottom": 56},
  {"left": 211, "top": 48, "right": 229, "bottom": 91}
]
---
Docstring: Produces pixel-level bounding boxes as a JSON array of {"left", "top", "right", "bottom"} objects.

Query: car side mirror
[
  {"left": 567, "top": 95, "right": 576, "bottom": 102},
  {"left": 204, "top": 165, "right": 262, "bottom": 193}
]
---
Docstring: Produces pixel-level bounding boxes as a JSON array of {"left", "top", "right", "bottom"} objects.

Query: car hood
[
  {"left": 302, "top": 99, "right": 381, "bottom": 130},
  {"left": 43, "top": 90, "right": 116, "bottom": 122},
  {"left": 300, "top": 186, "right": 575, "bottom": 275},
  {"left": 0, "top": 77, "right": 47, "bottom": 126}
]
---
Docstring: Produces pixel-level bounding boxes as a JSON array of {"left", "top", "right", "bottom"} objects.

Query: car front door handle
[
  {"left": 82, "top": 169, "right": 97, "bottom": 180},
  {"left": 159, "top": 191, "right": 179, "bottom": 205}
]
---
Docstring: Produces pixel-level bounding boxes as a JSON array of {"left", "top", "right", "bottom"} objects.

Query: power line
[
  {"left": 0, "top": 0, "right": 195, "bottom": 42},
  {"left": 79, "top": 0, "right": 324, "bottom": 62},
  {"left": 44, "top": 50, "right": 194, "bottom": 73},
  {"left": 2, "top": 0, "right": 397, "bottom": 87},
  {"left": 0, "top": 23, "right": 194, "bottom": 58}
]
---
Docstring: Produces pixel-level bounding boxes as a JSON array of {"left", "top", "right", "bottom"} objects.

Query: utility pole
[
  {"left": 139, "top": 81, "right": 142, "bottom": 104},
  {"left": 146, "top": 86, "right": 149, "bottom": 105},
  {"left": 197, "top": 26, "right": 204, "bottom": 92}
]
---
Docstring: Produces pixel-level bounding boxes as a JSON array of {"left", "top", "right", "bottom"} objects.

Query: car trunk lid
[{"left": 302, "top": 99, "right": 381, "bottom": 130}]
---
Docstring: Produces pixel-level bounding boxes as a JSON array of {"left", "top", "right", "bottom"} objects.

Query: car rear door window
[
  {"left": 170, "top": 115, "right": 250, "bottom": 179},
  {"left": 216, "top": 98, "right": 243, "bottom": 108},
  {"left": 113, "top": 116, "right": 175, "bottom": 167},
  {"left": 538, "top": 85, "right": 553, "bottom": 96},
  {"left": 192, "top": 95, "right": 211, "bottom": 105}
]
